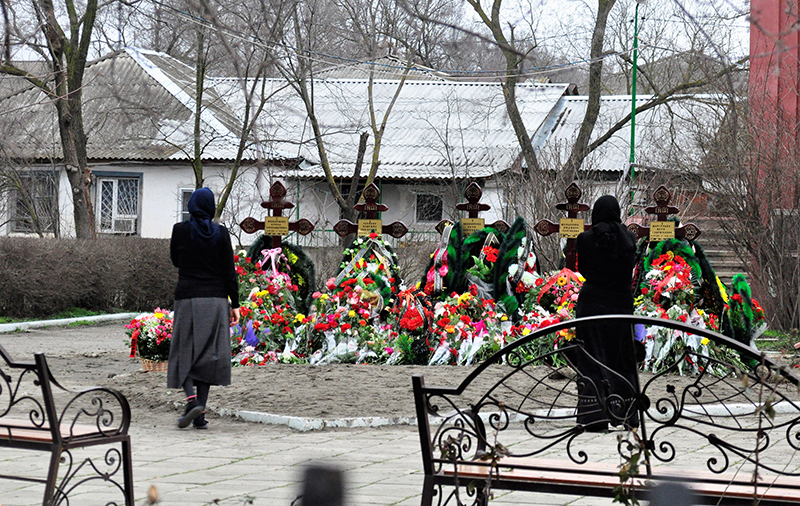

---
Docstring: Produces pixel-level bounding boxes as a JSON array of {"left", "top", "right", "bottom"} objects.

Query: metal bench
[
  {"left": 0, "top": 344, "right": 133, "bottom": 505},
  {"left": 413, "top": 315, "right": 800, "bottom": 505}
]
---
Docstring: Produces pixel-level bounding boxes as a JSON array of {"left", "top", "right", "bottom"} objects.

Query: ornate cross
[
  {"left": 627, "top": 185, "right": 702, "bottom": 242},
  {"left": 533, "top": 182, "right": 591, "bottom": 271},
  {"left": 239, "top": 181, "right": 315, "bottom": 247},
  {"left": 333, "top": 182, "right": 408, "bottom": 239},
  {"left": 435, "top": 182, "right": 510, "bottom": 235}
]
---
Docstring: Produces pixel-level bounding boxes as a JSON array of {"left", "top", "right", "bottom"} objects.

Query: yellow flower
[
  {"left": 521, "top": 327, "right": 531, "bottom": 336},
  {"left": 501, "top": 315, "right": 508, "bottom": 321},
  {"left": 295, "top": 314, "right": 306, "bottom": 322},
  {"left": 445, "top": 325, "right": 456, "bottom": 334},
  {"left": 700, "top": 337, "right": 710, "bottom": 346},
  {"left": 663, "top": 265, "right": 672, "bottom": 271},
  {"left": 321, "top": 294, "right": 329, "bottom": 300},
  {"left": 257, "top": 290, "right": 269, "bottom": 298},
  {"left": 557, "top": 277, "right": 567, "bottom": 286},
  {"left": 287, "top": 252, "right": 299, "bottom": 263},
  {"left": 578, "top": 275, "right": 586, "bottom": 283},
  {"left": 154, "top": 312, "right": 164, "bottom": 319},
  {"left": 348, "top": 310, "right": 356, "bottom": 318},
  {"left": 458, "top": 293, "right": 472, "bottom": 305}
]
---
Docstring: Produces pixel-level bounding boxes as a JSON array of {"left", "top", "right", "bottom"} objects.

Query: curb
[
  {"left": 213, "top": 401, "right": 800, "bottom": 432},
  {"left": 0, "top": 313, "right": 139, "bottom": 334}
]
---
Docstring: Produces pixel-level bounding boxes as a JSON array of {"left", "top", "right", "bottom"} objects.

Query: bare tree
[{"left": 0, "top": 0, "right": 102, "bottom": 238}]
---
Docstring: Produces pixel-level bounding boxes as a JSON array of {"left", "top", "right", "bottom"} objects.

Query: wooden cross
[
  {"left": 239, "top": 181, "right": 315, "bottom": 247},
  {"left": 333, "top": 182, "right": 409, "bottom": 239},
  {"left": 435, "top": 182, "right": 510, "bottom": 236},
  {"left": 626, "top": 185, "right": 702, "bottom": 242},
  {"left": 532, "top": 182, "right": 591, "bottom": 271}
]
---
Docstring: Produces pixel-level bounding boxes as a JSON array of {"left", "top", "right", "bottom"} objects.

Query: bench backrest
[
  {"left": 0, "top": 344, "right": 130, "bottom": 446},
  {"left": 413, "top": 315, "right": 800, "bottom": 482}
]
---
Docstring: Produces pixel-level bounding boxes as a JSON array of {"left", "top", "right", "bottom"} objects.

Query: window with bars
[
  {"left": 98, "top": 177, "right": 140, "bottom": 234},
  {"left": 416, "top": 194, "right": 443, "bottom": 222},
  {"left": 11, "top": 171, "right": 58, "bottom": 234}
]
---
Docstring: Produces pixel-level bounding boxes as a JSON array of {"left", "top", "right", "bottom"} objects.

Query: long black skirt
[
  {"left": 574, "top": 285, "right": 639, "bottom": 429},
  {"left": 167, "top": 297, "right": 232, "bottom": 389}
]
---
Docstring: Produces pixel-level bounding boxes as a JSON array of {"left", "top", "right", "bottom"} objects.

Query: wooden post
[
  {"left": 333, "top": 182, "right": 409, "bottom": 239},
  {"left": 627, "top": 186, "right": 702, "bottom": 242},
  {"left": 435, "top": 182, "right": 510, "bottom": 235},
  {"left": 532, "top": 182, "right": 591, "bottom": 271},
  {"left": 239, "top": 181, "right": 315, "bottom": 246}
]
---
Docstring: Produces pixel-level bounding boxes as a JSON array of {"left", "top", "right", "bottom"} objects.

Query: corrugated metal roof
[
  {"left": 534, "top": 94, "right": 729, "bottom": 172},
  {"left": 214, "top": 78, "right": 569, "bottom": 180},
  {"left": 313, "top": 55, "right": 454, "bottom": 81},
  {"left": 0, "top": 48, "right": 294, "bottom": 162}
]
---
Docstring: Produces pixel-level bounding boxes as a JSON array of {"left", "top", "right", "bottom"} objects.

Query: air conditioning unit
[{"left": 113, "top": 218, "right": 136, "bottom": 233}]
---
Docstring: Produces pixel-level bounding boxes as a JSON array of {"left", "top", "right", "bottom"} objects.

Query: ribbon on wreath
[
  {"left": 129, "top": 328, "right": 139, "bottom": 358},
  {"left": 261, "top": 248, "right": 291, "bottom": 285}
]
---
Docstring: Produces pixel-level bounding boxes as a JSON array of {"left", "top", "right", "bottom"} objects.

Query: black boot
[
  {"left": 192, "top": 412, "right": 208, "bottom": 430},
  {"left": 178, "top": 398, "right": 204, "bottom": 428}
]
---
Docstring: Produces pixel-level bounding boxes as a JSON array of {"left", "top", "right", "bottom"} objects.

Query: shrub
[{"left": 0, "top": 237, "right": 176, "bottom": 318}]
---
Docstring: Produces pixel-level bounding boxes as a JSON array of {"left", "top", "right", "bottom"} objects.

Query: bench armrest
[{"left": 58, "top": 386, "right": 131, "bottom": 440}]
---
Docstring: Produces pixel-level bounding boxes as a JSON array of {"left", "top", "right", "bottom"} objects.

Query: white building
[{"left": 0, "top": 48, "right": 726, "bottom": 244}]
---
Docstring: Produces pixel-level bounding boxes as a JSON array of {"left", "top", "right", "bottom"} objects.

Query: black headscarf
[
  {"left": 591, "top": 195, "right": 635, "bottom": 257},
  {"left": 187, "top": 187, "right": 220, "bottom": 246}
]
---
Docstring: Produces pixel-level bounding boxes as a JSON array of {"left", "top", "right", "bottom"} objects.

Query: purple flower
[
  {"left": 244, "top": 321, "right": 259, "bottom": 347},
  {"left": 634, "top": 324, "right": 646, "bottom": 343}
]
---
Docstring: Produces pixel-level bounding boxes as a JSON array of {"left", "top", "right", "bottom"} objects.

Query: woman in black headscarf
[
  {"left": 167, "top": 188, "right": 240, "bottom": 429},
  {"left": 574, "top": 195, "right": 639, "bottom": 431}
]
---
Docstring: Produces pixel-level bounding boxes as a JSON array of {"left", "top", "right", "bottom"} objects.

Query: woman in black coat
[
  {"left": 574, "top": 195, "right": 639, "bottom": 431},
  {"left": 167, "top": 188, "right": 240, "bottom": 429}
]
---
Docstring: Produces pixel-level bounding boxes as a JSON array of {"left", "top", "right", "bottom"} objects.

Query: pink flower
[
  {"left": 312, "top": 291, "right": 322, "bottom": 299},
  {"left": 385, "top": 347, "right": 394, "bottom": 355}
]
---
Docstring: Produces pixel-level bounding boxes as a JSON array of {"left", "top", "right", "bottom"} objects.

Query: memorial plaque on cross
[
  {"left": 333, "top": 182, "right": 409, "bottom": 239},
  {"left": 626, "top": 185, "right": 702, "bottom": 243},
  {"left": 532, "top": 182, "right": 591, "bottom": 271},
  {"left": 435, "top": 182, "right": 510, "bottom": 236},
  {"left": 239, "top": 181, "right": 315, "bottom": 247}
]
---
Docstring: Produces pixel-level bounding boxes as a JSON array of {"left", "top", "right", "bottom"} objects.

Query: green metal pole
[{"left": 630, "top": 2, "right": 640, "bottom": 214}]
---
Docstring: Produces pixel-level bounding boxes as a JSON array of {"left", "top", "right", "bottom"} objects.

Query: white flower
[
  {"left": 521, "top": 271, "right": 536, "bottom": 286},
  {"left": 508, "top": 264, "right": 519, "bottom": 277},
  {"left": 527, "top": 252, "right": 537, "bottom": 268}
]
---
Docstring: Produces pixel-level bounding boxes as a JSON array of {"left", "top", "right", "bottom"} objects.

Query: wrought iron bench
[
  {"left": 413, "top": 315, "right": 800, "bottom": 505},
  {"left": 0, "top": 344, "right": 133, "bottom": 505}
]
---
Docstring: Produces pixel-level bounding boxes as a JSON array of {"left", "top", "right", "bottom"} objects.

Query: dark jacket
[{"left": 170, "top": 222, "right": 240, "bottom": 308}]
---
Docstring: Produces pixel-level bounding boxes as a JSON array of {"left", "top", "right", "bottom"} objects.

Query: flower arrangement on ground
[
  {"left": 306, "top": 234, "right": 400, "bottom": 364},
  {"left": 427, "top": 285, "right": 510, "bottom": 365},
  {"left": 384, "top": 288, "right": 434, "bottom": 365},
  {"left": 230, "top": 248, "right": 307, "bottom": 366},
  {"left": 125, "top": 309, "right": 173, "bottom": 362},
  {"left": 634, "top": 248, "right": 736, "bottom": 375}
]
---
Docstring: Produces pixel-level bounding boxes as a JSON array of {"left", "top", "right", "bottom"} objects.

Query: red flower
[
  {"left": 341, "top": 323, "right": 352, "bottom": 331},
  {"left": 731, "top": 294, "right": 743, "bottom": 303},
  {"left": 234, "top": 255, "right": 239, "bottom": 262},
  {"left": 678, "top": 314, "right": 688, "bottom": 323},
  {"left": 482, "top": 246, "right": 499, "bottom": 262},
  {"left": 641, "top": 287, "right": 649, "bottom": 295},
  {"left": 437, "top": 318, "right": 450, "bottom": 328},
  {"left": 460, "top": 315, "right": 471, "bottom": 324},
  {"left": 359, "top": 319, "right": 367, "bottom": 327},
  {"left": 369, "top": 232, "right": 378, "bottom": 239},
  {"left": 535, "top": 278, "right": 544, "bottom": 286},
  {"left": 470, "top": 284, "right": 478, "bottom": 296}
]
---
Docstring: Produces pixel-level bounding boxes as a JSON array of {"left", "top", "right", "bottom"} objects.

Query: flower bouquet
[
  {"left": 634, "top": 250, "right": 737, "bottom": 375},
  {"left": 384, "top": 288, "right": 434, "bottom": 365},
  {"left": 230, "top": 248, "right": 308, "bottom": 366},
  {"left": 513, "top": 269, "right": 583, "bottom": 366},
  {"left": 307, "top": 280, "right": 391, "bottom": 365},
  {"left": 427, "top": 286, "right": 510, "bottom": 366},
  {"left": 125, "top": 309, "right": 173, "bottom": 370}
]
